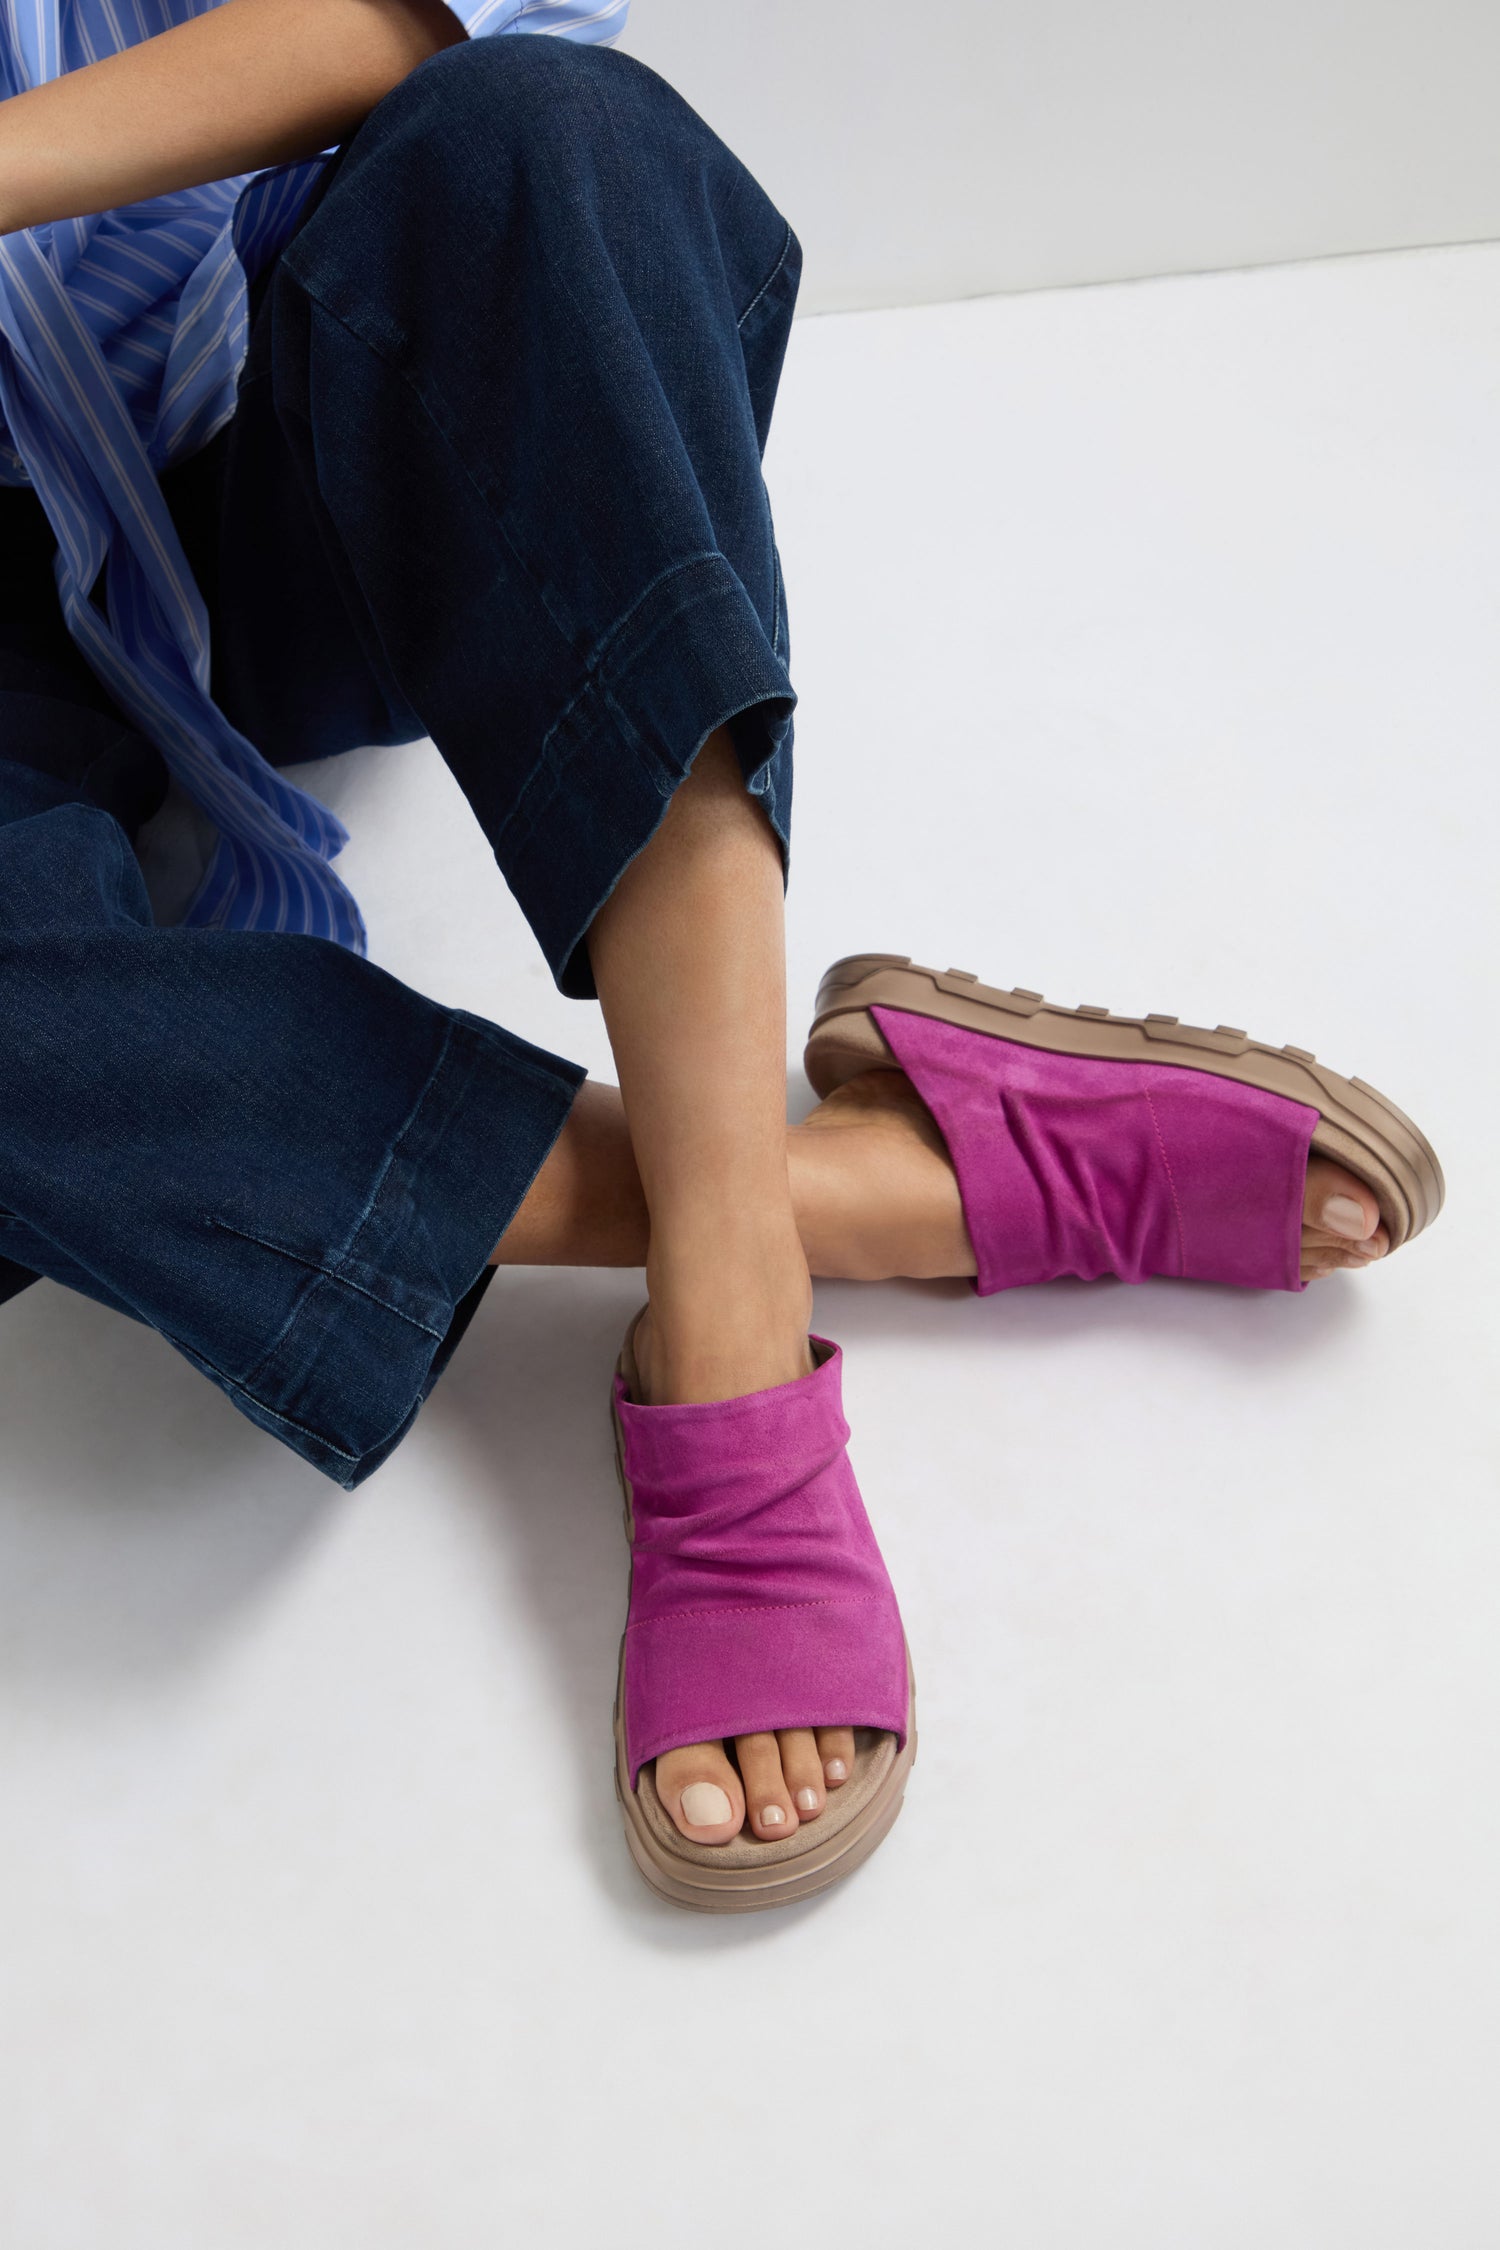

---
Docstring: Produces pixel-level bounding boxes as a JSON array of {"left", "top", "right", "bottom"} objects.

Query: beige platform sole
[
  {"left": 805, "top": 954, "right": 1444, "bottom": 1253},
  {"left": 609, "top": 1312, "right": 917, "bottom": 1915}
]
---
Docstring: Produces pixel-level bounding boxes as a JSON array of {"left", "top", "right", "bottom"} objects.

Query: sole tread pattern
[{"left": 805, "top": 953, "right": 1444, "bottom": 1250}]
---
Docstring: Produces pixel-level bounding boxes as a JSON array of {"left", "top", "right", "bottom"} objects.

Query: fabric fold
[
  {"left": 871, "top": 1005, "right": 1317, "bottom": 1294},
  {"left": 0, "top": 0, "right": 630, "bottom": 951},
  {"left": 615, "top": 1339, "right": 910, "bottom": 1782}
]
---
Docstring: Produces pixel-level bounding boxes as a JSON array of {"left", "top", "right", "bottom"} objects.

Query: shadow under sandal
[
  {"left": 805, "top": 955, "right": 1445, "bottom": 1290},
  {"left": 610, "top": 1310, "right": 916, "bottom": 1914}
]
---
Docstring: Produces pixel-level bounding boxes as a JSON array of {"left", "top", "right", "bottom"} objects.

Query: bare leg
[
  {"left": 494, "top": 1073, "right": 1388, "bottom": 1287},
  {"left": 587, "top": 731, "right": 810, "bottom": 1399},
  {"left": 492, "top": 705, "right": 1380, "bottom": 1850},
  {"left": 580, "top": 725, "right": 853, "bottom": 1844}
]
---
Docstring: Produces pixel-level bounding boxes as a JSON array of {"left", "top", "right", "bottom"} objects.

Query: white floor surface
[{"left": 3, "top": 239, "right": 1498, "bottom": 2249}]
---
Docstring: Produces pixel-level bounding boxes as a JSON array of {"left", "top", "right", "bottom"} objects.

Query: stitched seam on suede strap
[
  {"left": 1141, "top": 1084, "right": 1188, "bottom": 1275},
  {"left": 627, "top": 1594, "right": 885, "bottom": 1633}
]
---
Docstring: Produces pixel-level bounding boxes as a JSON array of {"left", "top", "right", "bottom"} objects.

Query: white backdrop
[
  {"left": 6, "top": 239, "right": 1496, "bottom": 2248},
  {"left": 618, "top": 0, "right": 1500, "bottom": 312}
]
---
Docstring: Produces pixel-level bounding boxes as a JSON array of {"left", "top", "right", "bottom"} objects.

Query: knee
[
  {"left": 401, "top": 33, "right": 658, "bottom": 181},
  {"left": 384, "top": 33, "right": 784, "bottom": 291},
  {"left": 324, "top": 33, "right": 790, "bottom": 340}
]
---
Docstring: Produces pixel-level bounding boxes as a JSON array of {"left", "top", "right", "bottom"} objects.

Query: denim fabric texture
[
  {"left": 0, "top": 38, "right": 801, "bottom": 1484},
  {"left": 0, "top": 2, "right": 631, "bottom": 954}
]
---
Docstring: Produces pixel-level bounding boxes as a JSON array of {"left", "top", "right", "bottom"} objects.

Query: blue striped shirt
[{"left": 0, "top": 0, "right": 629, "bottom": 953}]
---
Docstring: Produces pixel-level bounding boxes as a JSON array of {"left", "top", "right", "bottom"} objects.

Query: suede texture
[
  {"left": 615, "top": 1339, "right": 909, "bottom": 1784},
  {"left": 870, "top": 1007, "right": 1318, "bottom": 1295}
]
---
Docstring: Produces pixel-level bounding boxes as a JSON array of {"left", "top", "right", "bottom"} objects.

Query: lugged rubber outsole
[{"left": 804, "top": 954, "right": 1444, "bottom": 1253}]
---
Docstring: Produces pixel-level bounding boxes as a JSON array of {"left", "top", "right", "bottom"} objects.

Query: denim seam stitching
[
  {"left": 278, "top": 275, "right": 583, "bottom": 664},
  {"left": 227, "top": 1021, "right": 580, "bottom": 1364},
  {"left": 499, "top": 566, "right": 786, "bottom": 868},
  {"left": 735, "top": 219, "right": 794, "bottom": 334},
  {"left": 174, "top": 1338, "right": 361, "bottom": 1465},
  {"left": 273, "top": 277, "right": 723, "bottom": 818},
  {"left": 327, "top": 1013, "right": 461, "bottom": 1271},
  {"left": 576, "top": 550, "right": 726, "bottom": 681},
  {"left": 204, "top": 1217, "right": 447, "bottom": 1341},
  {"left": 516, "top": 551, "right": 732, "bottom": 826},
  {"left": 213, "top": 1381, "right": 361, "bottom": 1464},
  {"left": 214, "top": 1019, "right": 578, "bottom": 1463},
  {"left": 282, "top": 272, "right": 792, "bottom": 841},
  {"left": 217, "top": 1377, "right": 359, "bottom": 1467},
  {"left": 498, "top": 553, "right": 735, "bottom": 846},
  {"left": 231, "top": 1015, "right": 461, "bottom": 1394},
  {"left": 510, "top": 675, "right": 790, "bottom": 901}
]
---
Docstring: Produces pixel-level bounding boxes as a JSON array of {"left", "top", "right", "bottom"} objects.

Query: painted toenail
[
  {"left": 680, "top": 1782, "right": 732, "bottom": 1828},
  {"left": 760, "top": 1805, "right": 786, "bottom": 1827},
  {"left": 825, "top": 1758, "right": 848, "bottom": 1782},
  {"left": 1322, "top": 1194, "right": 1369, "bottom": 1238},
  {"left": 796, "top": 1788, "right": 819, "bottom": 1812}
]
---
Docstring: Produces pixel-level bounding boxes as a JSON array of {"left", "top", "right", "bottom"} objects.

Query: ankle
[
  {"left": 647, "top": 1204, "right": 809, "bottom": 1304},
  {"left": 636, "top": 1233, "right": 814, "bottom": 1405},
  {"left": 788, "top": 1084, "right": 976, "bottom": 1284}
]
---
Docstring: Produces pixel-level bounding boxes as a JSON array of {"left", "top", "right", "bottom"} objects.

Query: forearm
[{"left": 0, "top": 0, "right": 468, "bottom": 236}]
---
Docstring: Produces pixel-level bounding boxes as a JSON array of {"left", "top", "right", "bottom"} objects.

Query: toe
[
  {"left": 1304, "top": 1157, "right": 1382, "bottom": 1247},
  {"left": 1303, "top": 1242, "right": 1389, "bottom": 1281},
  {"left": 655, "top": 1741, "right": 745, "bottom": 1846},
  {"left": 735, "top": 1732, "right": 798, "bottom": 1841},
  {"left": 776, "top": 1728, "right": 827, "bottom": 1821},
  {"left": 815, "top": 1725, "right": 856, "bottom": 1788}
]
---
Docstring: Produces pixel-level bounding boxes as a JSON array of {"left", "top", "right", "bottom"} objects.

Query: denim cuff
[
  {"left": 195, "top": 1011, "right": 584, "bottom": 1489},
  {"left": 499, "top": 552, "right": 796, "bottom": 1000}
]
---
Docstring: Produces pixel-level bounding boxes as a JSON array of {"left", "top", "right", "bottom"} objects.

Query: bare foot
[
  {"left": 792, "top": 1068, "right": 1391, "bottom": 1286},
  {"left": 634, "top": 1076, "right": 1388, "bottom": 1850},
  {"left": 632, "top": 1258, "right": 862, "bottom": 1849},
  {"left": 1299, "top": 1156, "right": 1388, "bottom": 1280},
  {"left": 790, "top": 1069, "right": 977, "bottom": 1282}
]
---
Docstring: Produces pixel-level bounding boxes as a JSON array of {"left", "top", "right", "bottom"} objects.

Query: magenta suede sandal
[
  {"left": 610, "top": 1309, "right": 915, "bottom": 1914},
  {"left": 805, "top": 955, "right": 1444, "bottom": 1291}
]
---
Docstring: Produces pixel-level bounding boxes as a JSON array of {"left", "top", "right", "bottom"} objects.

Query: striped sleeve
[{"left": 453, "top": 0, "right": 630, "bottom": 45}]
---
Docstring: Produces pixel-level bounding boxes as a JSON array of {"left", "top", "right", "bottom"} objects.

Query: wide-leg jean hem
[
  {"left": 501, "top": 552, "right": 796, "bottom": 1000},
  {"left": 176, "top": 1012, "right": 585, "bottom": 1490}
]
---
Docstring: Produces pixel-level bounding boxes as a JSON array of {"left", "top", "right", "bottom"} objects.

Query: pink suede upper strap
[
  {"left": 616, "top": 1339, "right": 909, "bottom": 1786},
  {"left": 871, "top": 1006, "right": 1317, "bottom": 1295}
]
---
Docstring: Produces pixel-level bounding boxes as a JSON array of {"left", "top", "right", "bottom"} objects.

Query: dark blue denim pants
[{"left": 0, "top": 37, "right": 800, "bottom": 1487}]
